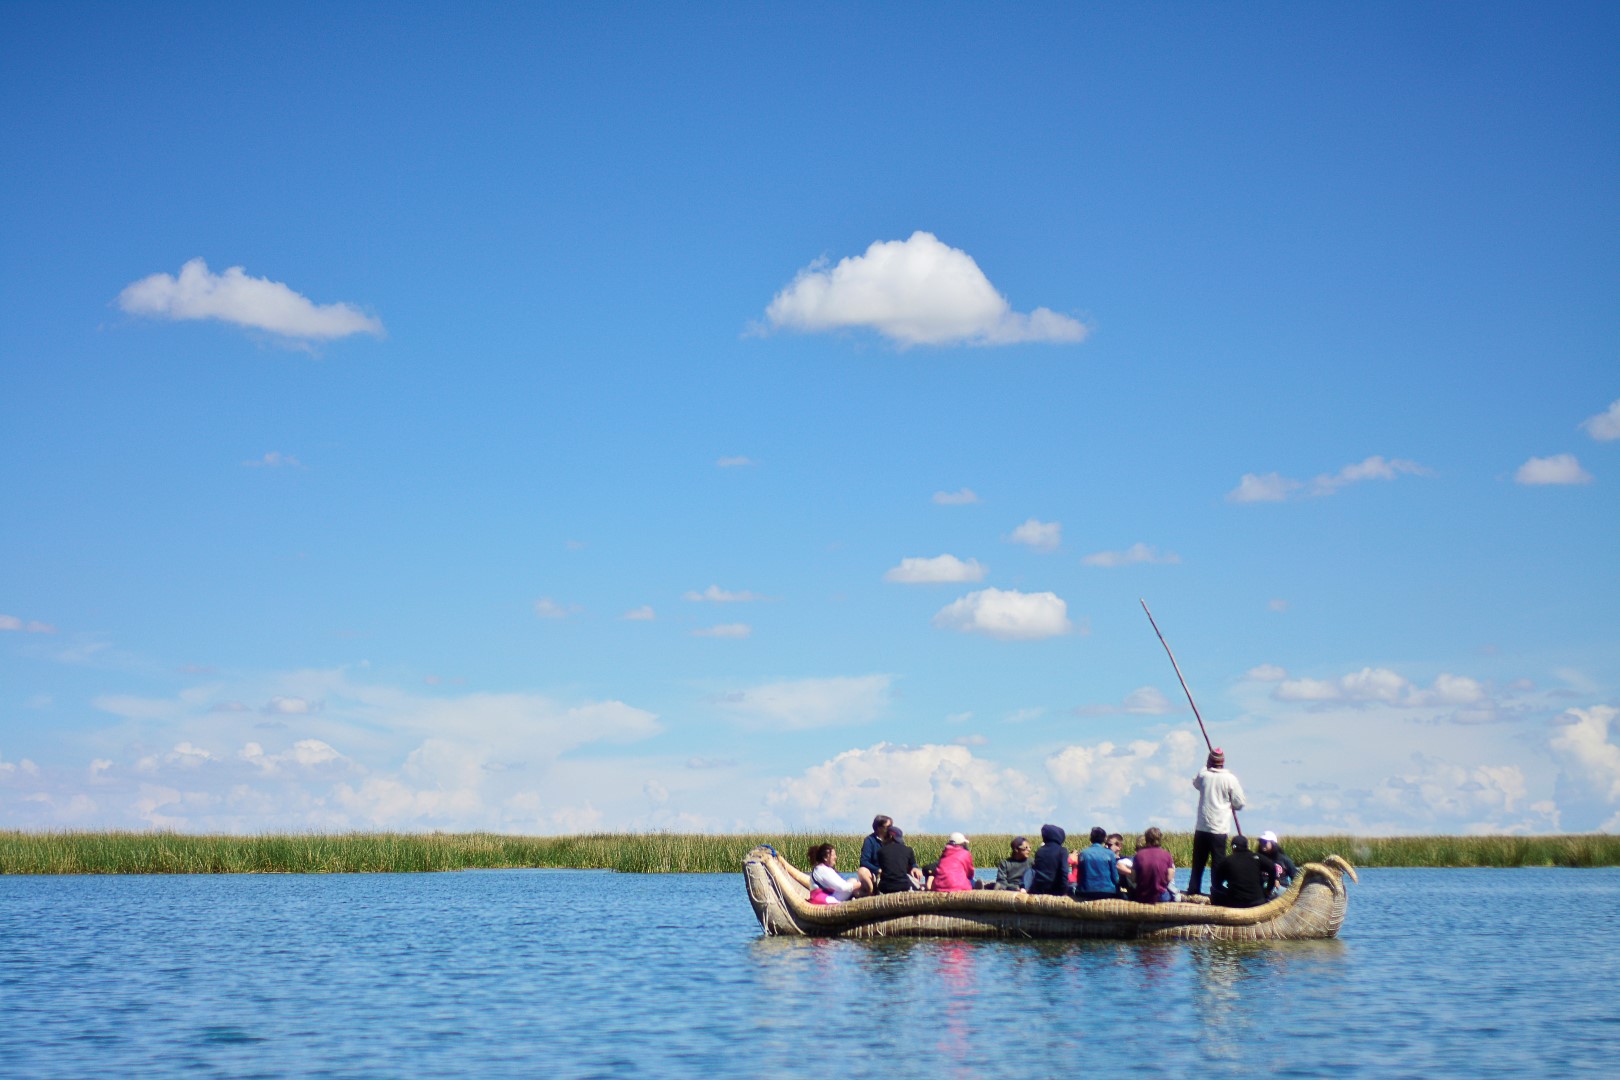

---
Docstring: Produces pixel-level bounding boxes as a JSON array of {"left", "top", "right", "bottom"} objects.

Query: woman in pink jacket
[{"left": 930, "top": 832, "right": 976, "bottom": 891}]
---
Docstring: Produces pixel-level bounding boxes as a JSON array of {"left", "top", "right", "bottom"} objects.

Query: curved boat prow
[{"left": 743, "top": 845, "right": 1355, "bottom": 941}]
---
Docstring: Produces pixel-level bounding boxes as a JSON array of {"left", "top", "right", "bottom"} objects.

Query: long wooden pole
[{"left": 1140, "top": 599, "right": 1239, "bottom": 835}]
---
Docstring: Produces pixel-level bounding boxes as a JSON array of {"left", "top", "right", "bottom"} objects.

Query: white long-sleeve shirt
[
  {"left": 1192, "top": 767, "right": 1247, "bottom": 833},
  {"left": 811, "top": 863, "right": 859, "bottom": 902}
]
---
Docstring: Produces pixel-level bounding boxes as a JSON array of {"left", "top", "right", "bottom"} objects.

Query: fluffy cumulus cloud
[
  {"left": 933, "top": 487, "right": 979, "bottom": 505},
  {"left": 1, "top": 671, "right": 665, "bottom": 832},
  {"left": 1046, "top": 730, "right": 1201, "bottom": 824},
  {"left": 1367, "top": 756, "right": 1548, "bottom": 833},
  {"left": 1581, "top": 400, "right": 1620, "bottom": 441},
  {"left": 1228, "top": 455, "right": 1432, "bottom": 503},
  {"left": 884, "top": 554, "right": 987, "bottom": 584},
  {"left": 533, "top": 597, "right": 581, "bottom": 619},
  {"left": 1274, "top": 667, "right": 1486, "bottom": 709},
  {"left": 762, "top": 232, "right": 1086, "bottom": 348},
  {"left": 117, "top": 258, "right": 383, "bottom": 341},
  {"left": 769, "top": 742, "right": 1048, "bottom": 830},
  {"left": 933, "top": 588, "right": 1073, "bottom": 640},
  {"left": 621, "top": 605, "right": 656, "bottom": 621},
  {"left": 1514, "top": 454, "right": 1593, "bottom": 486},
  {"left": 1006, "top": 518, "right": 1061, "bottom": 551},
  {"left": 1548, "top": 706, "right": 1620, "bottom": 832},
  {"left": 712, "top": 675, "right": 893, "bottom": 730},
  {"left": 1081, "top": 542, "right": 1180, "bottom": 568}
]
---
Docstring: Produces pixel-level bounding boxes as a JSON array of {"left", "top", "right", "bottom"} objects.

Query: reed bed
[{"left": 2, "top": 830, "right": 1617, "bottom": 875}]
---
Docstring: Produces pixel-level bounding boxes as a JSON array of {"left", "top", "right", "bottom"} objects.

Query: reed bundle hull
[{"left": 743, "top": 845, "right": 1355, "bottom": 941}]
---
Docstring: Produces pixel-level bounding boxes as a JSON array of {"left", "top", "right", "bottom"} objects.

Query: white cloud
[
  {"left": 933, "top": 487, "right": 980, "bottom": 505},
  {"left": 1046, "top": 730, "right": 1200, "bottom": 822},
  {"left": 884, "top": 554, "right": 987, "bottom": 584},
  {"left": 1309, "top": 456, "right": 1433, "bottom": 495},
  {"left": 0, "top": 615, "right": 55, "bottom": 633},
  {"left": 1245, "top": 664, "right": 1288, "bottom": 682},
  {"left": 1081, "top": 542, "right": 1180, "bottom": 568},
  {"left": 1229, "top": 456, "right": 1432, "bottom": 503},
  {"left": 1580, "top": 400, "right": 1620, "bottom": 441},
  {"left": 1274, "top": 667, "right": 1486, "bottom": 708},
  {"left": 1074, "top": 686, "right": 1177, "bottom": 716},
  {"left": 1227, "top": 472, "right": 1301, "bottom": 503},
  {"left": 954, "top": 734, "right": 988, "bottom": 746},
  {"left": 1368, "top": 755, "right": 1543, "bottom": 831},
  {"left": 1268, "top": 599, "right": 1290, "bottom": 613},
  {"left": 1514, "top": 454, "right": 1593, "bottom": 486},
  {"left": 713, "top": 675, "right": 893, "bottom": 730},
  {"left": 1006, "top": 518, "right": 1061, "bottom": 551},
  {"left": 684, "top": 585, "right": 769, "bottom": 603},
  {"left": 693, "top": 623, "right": 751, "bottom": 638},
  {"left": 716, "top": 456, "right": 755, "bottom": 468},
  {"left": 264, "top": 695, "right": 317, "bottom": 715},
  {"left": 239, "top": 739, "right": 346, "bottom": 774},
  {"left": 117, "top": 258, "right": 383, "bottom": 341},
  {"left": 1548, "top": 706, "right": 1620, "bottom": 831},
  {"left": 533, "top": 597, "right": 581, "bottom": 619},
  {"left": 621, "top": 605, "right": 656, "bottom": 621},
  {"left": 243, "top": 451, "right": 301, "bottom": 468},
  {"left": 762, "top": 232, "right": 1086, "bottom": 348},
  {"left": 768, "top": 742, "right": 1049, "bottom": 830},
  {"left": 933, "top": 587, "right": 1072, "bottom": 640}
]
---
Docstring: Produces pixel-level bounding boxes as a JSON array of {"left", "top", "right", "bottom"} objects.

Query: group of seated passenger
[{"left": 806, "top": 816, "right": 1297, "bottom": 909}]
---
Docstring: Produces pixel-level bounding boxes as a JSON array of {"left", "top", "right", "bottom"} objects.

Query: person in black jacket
[
  {"left": 1209, "top": 834, "right": 1274, "bottom": 908},
  {"left": 875, "top": 826, "right": 924, "bottom": 894},
  {"left": 1026, "top": 824, "right": 1071, "bottom": 896},
  {"left": 1256, "top": 830, "right": 1298, "bottom": 898}
]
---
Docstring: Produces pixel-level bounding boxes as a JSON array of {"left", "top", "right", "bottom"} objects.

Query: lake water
[{"left": 2, "top": 867, "right": 1617, "bottom": 1078}]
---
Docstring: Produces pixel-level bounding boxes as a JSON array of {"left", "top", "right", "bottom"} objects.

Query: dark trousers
[{"left": 1189, "top": 830, "right": 1227, "bottom": 894}]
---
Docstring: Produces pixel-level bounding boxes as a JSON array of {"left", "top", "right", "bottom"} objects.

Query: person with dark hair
[
  {"left": 1107, "top": 832, "right": 1133, "bottom": 896},
  {"left": 859, "top": 815, "right": 892, "bottom": 895},
  {"left": 1128, "top": 827, "right": 1176, "bottom": 904},
  {"left": 1210, "top": 834, "right": 1273, "bottom": 908},
  {"left": 1188, "top": 748, "right": 1246, "bottom": 896},
  {"left": 875, "top": 825, "right": 924, "bottom": 894},
  {"left": 1256, "top": 830, "right": 1298, "bottom": 897},
  {"left": 1027, "top": 824, "right": 1072, "bottom": 897},
  {"left": 807, "top": 843, "right": 863, "bottom": 903},
  {"left": 1074, "top": 825, "right": 1120, "bottom": 900},
  {"left": 994, "top": 836, "right": 1033, "bottom": 890}
]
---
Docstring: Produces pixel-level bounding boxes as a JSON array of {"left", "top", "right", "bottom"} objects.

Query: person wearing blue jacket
[
  {"left": 1027, "top": 824, "right": 1071, "bottom": 896},
  {"left": 857, "top": 814, "right": 891, "bottom": 895},
  {"left": 1074, "top": 826, "right": 1120, "bottom": 900}
]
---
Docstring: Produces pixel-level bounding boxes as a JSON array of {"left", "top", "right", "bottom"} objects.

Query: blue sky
[{"left": 2, "top": 3, "right": 1616, "bottom": 836}]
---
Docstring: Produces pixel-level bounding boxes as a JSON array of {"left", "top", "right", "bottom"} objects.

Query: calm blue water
[{"left": 1, "top": 868, "right": 1617, "bottom": 1078}]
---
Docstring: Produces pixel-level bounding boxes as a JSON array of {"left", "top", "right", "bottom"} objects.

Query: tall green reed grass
[{"left": 2, "top": 830, "right": 1616, "bottom": 875}]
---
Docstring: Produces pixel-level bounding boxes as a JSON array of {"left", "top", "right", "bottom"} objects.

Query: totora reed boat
[{"left": 743, "top": 845, "right": 1357, "bottom": 941}]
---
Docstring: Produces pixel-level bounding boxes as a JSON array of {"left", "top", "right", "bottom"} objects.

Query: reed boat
[{"left": 743, "top": 845, "right": 1357, "bottom": 941}]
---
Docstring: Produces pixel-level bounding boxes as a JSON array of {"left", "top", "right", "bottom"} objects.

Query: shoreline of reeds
[{"left": 2, "top": 830, "right": 1618, "bottom": 875}]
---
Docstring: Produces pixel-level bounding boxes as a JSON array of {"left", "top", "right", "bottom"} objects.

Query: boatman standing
[{"left": 1187, "top": 747, "right": 1245, "bottom": 897}]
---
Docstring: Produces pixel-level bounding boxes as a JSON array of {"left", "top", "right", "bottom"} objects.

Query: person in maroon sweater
[{"left": 1128, "top": 827, "right": 1177, "bottom": 904}]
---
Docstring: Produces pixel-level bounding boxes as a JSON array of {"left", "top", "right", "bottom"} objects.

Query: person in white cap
[
  {"left": 930, "top": 832, "right": 976, "bottom": 892},
  {"left": 1256, "top": 830, "right": 1298, "bottom": 897},
  {"left": 1188, "top": 747, "right": 1246, "bottom": 896}
]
